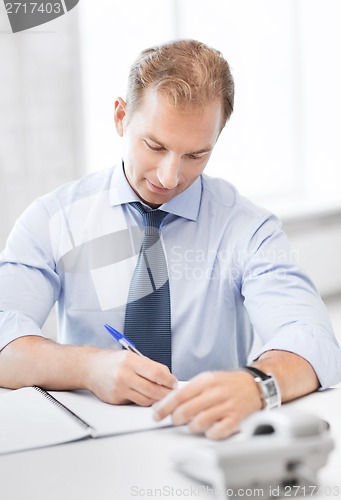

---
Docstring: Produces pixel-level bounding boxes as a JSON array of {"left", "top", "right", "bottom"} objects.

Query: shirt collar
[{"left": 109, "top": 162, "right": 201, "bottom": 222}]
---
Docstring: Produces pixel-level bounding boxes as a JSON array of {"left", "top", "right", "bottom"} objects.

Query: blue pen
[{"left": 104, "top": 323, "right": 143, "bottom": 356}]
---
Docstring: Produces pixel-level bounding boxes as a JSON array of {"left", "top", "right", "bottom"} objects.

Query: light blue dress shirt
[{"left": 0, "top": 164, "right": 340, "bottom": 386}]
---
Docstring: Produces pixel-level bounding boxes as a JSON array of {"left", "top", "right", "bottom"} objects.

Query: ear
[{"left": 114, "top": 97, "right": 127, "bottom": 137}]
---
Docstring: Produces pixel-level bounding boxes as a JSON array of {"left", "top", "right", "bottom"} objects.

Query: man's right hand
[{"left": 86, "top": 348, "right": 178, "bottom": 406}]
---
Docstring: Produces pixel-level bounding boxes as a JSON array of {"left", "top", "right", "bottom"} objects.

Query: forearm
[
  {"left": 252, "top": 349, "right": 320, "bottom": 403},
  {"left": 0, "top": 335, "right": 177, "bottom": 406},
  {"left": 0, "top": 336, "right": 98, "bottom": 391}
]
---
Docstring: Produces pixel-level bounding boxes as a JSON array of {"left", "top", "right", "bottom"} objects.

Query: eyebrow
[{"left": 147, "top": 135, "right": 213, "bottom": 155}]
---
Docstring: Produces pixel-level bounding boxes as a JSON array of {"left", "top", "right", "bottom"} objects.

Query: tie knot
[{"left": 131, "top": 202, "right": 168, "bottom": 229}]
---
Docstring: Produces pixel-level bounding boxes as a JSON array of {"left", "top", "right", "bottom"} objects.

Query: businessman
[{"left": 0, "top": 39, "right": 340, "bottom": 440}]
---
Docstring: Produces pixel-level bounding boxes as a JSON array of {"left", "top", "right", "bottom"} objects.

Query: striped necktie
[{"left": 124, "top": 202, "right": 171, "bottom": 370}]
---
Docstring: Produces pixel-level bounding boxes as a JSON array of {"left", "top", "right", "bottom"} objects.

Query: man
[{"left": 0, "top": 39, "right": 340, "bottom": 440}]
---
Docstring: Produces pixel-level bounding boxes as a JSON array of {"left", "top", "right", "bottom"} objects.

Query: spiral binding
[{"left": 33, "top": 386, "right": 91, "bottom": 431}]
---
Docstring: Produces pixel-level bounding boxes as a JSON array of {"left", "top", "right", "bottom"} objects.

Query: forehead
[{"left": 130, "top": 88, "right": 223, "bottom": 149}]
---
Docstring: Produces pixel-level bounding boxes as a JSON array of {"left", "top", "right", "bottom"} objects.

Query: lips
[{"left": 147, "top": 179, "right": 173, "bottom": 194}]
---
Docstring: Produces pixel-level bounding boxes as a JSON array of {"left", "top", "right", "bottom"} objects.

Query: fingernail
[
  {"left": 172, "top": 379, "right": 178, "bottom": 389},
  {"left": 205, "top": 423, "right": 220, "bottom": 440},
  {"left": 152, "top": 405, "right": 162, "bottom": 421}
]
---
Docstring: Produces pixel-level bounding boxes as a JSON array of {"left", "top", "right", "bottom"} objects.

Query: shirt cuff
[
  {"left": 0, "top": 310, "right": 44, "bottom": 351},
  {"left": 254, "top": 324, "right": 341, "bottom": 390}
]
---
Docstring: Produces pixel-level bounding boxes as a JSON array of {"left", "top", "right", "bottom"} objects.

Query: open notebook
[{"left": 0, "top": 386, "right": 173, "bottom": 455}]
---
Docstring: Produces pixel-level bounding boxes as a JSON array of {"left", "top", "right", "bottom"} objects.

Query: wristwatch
[{"left": 243, "top": 366, "right": 281, "bottom": 410}]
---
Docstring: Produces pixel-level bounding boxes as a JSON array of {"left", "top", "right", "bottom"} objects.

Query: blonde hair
[{"left": 126, "top": 39, "right": 234, "bottom": 130}]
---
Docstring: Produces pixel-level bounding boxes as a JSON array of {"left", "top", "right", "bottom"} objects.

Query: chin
[{"left": 143, "top": 198, "right": 164, "bottom": 208}]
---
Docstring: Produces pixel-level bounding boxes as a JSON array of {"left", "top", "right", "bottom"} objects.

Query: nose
[{"left": 157, "top": 154, "right": 180, "bottom": 189}]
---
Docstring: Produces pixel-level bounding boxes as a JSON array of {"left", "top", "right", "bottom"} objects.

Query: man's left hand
[{"left": 153, "top": 370, "right": 262, "bottom": 440}]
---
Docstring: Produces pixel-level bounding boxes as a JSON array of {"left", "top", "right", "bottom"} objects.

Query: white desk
[{"left": 1, "top": 388, "right": 340, "bottom": 500}]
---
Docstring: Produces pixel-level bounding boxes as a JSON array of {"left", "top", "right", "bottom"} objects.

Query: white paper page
[
  {"left": 50, "top": 389, "right": 173, "bottom": 437},
  {"left": 0, "top": 387, "right": 92, "bottom": 455}
]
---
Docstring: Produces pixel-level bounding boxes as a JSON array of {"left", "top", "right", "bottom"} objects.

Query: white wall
[
  {"left": 0, "top": 3, "right": 83, "bottom": 249},
  {"left": 284, "top": 213, "right": 341, "bottom": 297}
]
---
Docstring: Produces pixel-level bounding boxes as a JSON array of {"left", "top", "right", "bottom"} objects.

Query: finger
[
  {"left": 123, "top": 386, "right": 163, "bottom": 407},
  {"left": 129, "top": 376, "right": 174, "bottom": 405},
  {"left": 170, "top": 389, "right": 224, "bottom": 425},
  {"left": 112, "top": 370, "right": 173, "bottom": 406},
  {"left": 115, "top": 359, "right": 176, "bottom": 404},
  {"left": 134, "top": 356, "right": 178, "bottom": 389},
  {"left": 187, "top": 400, "right": 235, "bottom": 433},
  {"left": 153, "top": 378, "right": 208, "bottom": 421},
  {"left": 110, "top": 352, "right": 174, "bottom": 404},
  {"left": 205, "top": 415, "right": 240, "bottom": 440}
]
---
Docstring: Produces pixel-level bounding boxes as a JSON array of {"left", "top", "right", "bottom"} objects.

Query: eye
[
  {"left": 187, "top": 153, "right": 206, "bottom": 160},
  {"left": 144, "top": 140, "right": 165, "bottom": 152}
]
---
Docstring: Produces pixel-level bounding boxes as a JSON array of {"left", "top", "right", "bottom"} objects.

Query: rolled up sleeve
[
  {"left": 241, "top": 215, "right": 341, "bottom": 389},
  {"left": 0, "top": 199, "right": 60, "bottom": 350},
  {"left": 0, "top": 310, "right": 45, "bottom": 350}
]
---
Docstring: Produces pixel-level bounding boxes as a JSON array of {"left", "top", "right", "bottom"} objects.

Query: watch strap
[
  {"left": 242, "top": 365, "right": 281, "bottom": 410},
  {"left": 242, "top": 366, "right": 271, "bottom": 381}
]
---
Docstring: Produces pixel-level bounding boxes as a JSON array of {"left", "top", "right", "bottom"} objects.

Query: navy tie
[{"left": 124, "top": 202, "right": 172, "bottom": 370}]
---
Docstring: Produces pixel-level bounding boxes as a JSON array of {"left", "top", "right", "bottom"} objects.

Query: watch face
[
  {"left": 267, "top": 380, "right": 277, "bottom": 397},
  {"left": 263, "top": 378, "right": 281, "bottom": 409},
  {"left": 243, "top": 367, "right": 281, "bottom": 409}
]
